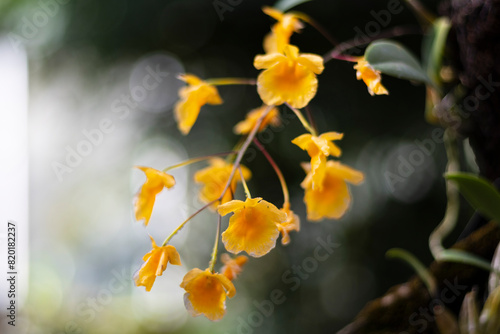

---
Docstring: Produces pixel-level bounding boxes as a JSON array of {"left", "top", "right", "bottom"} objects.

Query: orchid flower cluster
[{"left": 131, "top": 6, "right": 385, "bottom": 321}]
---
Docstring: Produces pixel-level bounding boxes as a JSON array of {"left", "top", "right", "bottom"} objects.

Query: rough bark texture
[
  {"left": 442, "top": 0, "right": 500, "bottom": 181},
  {"left": 337, "top": 223, "right": 500, "bottom": 334},
  {"left": 338, "top": 0, "right": 500, "bottom": 332}
]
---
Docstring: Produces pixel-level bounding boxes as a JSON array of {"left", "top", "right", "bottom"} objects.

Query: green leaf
[
  {"left": 422, "top": 17, "right": 451, "bottom": 85},
  {"left": 273, "top": 0, "right": 312, "bottom": 12},
  {"left": 386, "top": 248, "right": 437, "bottom": 295},
  {"left": 446, "top": 172, "right": 500, "bottom": 224},
  {"left": 365, "top": 40, "right": 430, "bottom": 84},
  {"left": 438, "top": 249, "right": 499, "bottom": 274}
]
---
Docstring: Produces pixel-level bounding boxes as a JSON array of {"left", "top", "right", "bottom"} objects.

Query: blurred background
[{"left": 0, "top": 0, "right": 479, "bottom": 333}]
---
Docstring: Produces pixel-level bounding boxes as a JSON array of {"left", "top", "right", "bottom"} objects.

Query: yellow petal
[
  {"left": 301, "top": 160, "right": 364, "bottom": 221},
  {"left": 278, "top": 207, "right": 300, "bottom": 245},
  {"left": 214, "top": 273, "right": 236, "bottom": 298},
  {"left": 134, "top": 190, "right": 156, "bottom": 226},
  {"left": 254, "top": 53, "right": 286, "bottom": 70},
  {"left": 291, "top": 133, "right": 313, "bottom": 150},
  {"left": 311, "top": 136, "right": 332, "bottom": 156},
  {"left": 310, "top": 153, "right": 326, "bottom": 190},
  {"left": 221, "top": 198, "right": 284, "bottom": 257},
  {"left": 257, "top": 65, "right": 318, "bottom": 108},
  {"left": 194, "top": 159, "right": 251, "bottom": 209},
  {"left": 320, "top": 131, "right": 344, "bottom": 141},
  {"left": 233, "top": 106, "right": 281, "bottom": 135},
  {"left": 255, "top": 45, "right": 321, "bottom": 108},
  {"left": 134, "top": 167, "right": 175, "bottom": 225},
  {"left": 221, "top": 254, "right": 248, "bottom": 281},
  {"left": 135, "top": 166, "right": 176, "bottom": 189},
  {"left": 262, "top": 6, "right": 284, "bottom": 21},
  {"left": 354, "top": 59, "right": 389, "bottom": 96},
  {"left": 135, "top": 243, "right": 181, "bottom": 291},
  {"left": 180, "top": 268, "right": 204, "bottom": 288},
  {"left": 175, "top": 100, "right": 201, "bottom": 135},
  {"left": 297, "top": 54, "right": 324, "bottom": 74},
  {"left": 283, "top": 44, "right": 299, "bottom": 60},
  {"left": 181, "top": 268, "right": 234, "bottom": 321},
  {"left": 304, "top": 176, "right": 350, "bottom": 221},
  {"left": 166, "top": 245, "right": 182, "bottom": 266},
  {"left": 174, "top": 76, "right": 223, "bottom": 135},
  {"left": 217, "top": 199, "right": 246, "bottom": 216},
  {"left": 328, "top": 161, "right": 365, "bottom": 185}
]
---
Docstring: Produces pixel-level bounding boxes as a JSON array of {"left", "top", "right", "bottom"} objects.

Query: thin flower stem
[
  {"left": 209, "top": 214, "right": 222, "bottom": 273},
  {"left": 429, "top": 128, "right": 460, "bottom": 259},
  {"left": 218, "top": 105, "right": 274, "bottom": 201},
  {"left": 253, "top": 138, "right": 289, "bottom": 207},
  {"left": 205, "top": 106, "right": 273, "bottom": 270},
  {"left": 387, "top": 248, "right": 438, "bottom": 296},
  {"left": 304, "top": 106, "right": 318, "bottom": 135},
  {"left": 163, "top": 151, "right": 237, "bottom": 172},
  {"left": 323, "top": 25, "right": 422, "bottom": 63},
  {"left": 239, "top": 166, "right": 252, "bottom": 198},
  {"left": 285, "top": 103, "right": 318, "bottom": 136},
  {"left": 206, "top": 78, "right": 257, "bottom": 86},
  {"left": 162, "top": 200, "right": 218, "bottom": 246}
]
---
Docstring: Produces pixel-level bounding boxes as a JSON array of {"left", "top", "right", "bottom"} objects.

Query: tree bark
[
  {"left": 442, "top": 0, "right": 500, "bottom": 181},
  {"left": 337, "top": 222, "right": 500, "bottom": 334}
]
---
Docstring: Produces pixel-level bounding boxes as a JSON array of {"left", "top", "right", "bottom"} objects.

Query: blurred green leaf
[
  {"left": 422, "top": 17, "right": 451, "bottom": 85},
  {"left": 365, "top": 40, "right": 430, "bottom": 84},
  {"left": 386, "top": 248, "right": 437, "bottom": 295},
  {"left": 438, "top": 249, "right": 498, "bottom": 273},
  {"left": 446, "top": 172, "right": 500, "bottom": 224},
  {"left": 273, "top": 0, "right": 312, "bottom": 12}
]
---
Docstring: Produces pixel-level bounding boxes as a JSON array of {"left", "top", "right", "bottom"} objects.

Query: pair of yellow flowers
[
  {"left": 174, "top": 6, "right": 387, "bottom": 135},
  {"left": 134, "top": 234, "right": 247, "bottom": 321}
]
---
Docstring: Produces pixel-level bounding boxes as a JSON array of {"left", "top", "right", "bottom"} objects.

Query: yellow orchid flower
[
  {"left": 133, "top": 236, "right": 181, "bottom": 292},
  {"left": 301, "top": 161, "right": 364, "bottom": 221},
  {"left": 292, "top": 132, "right": 343, "bottom": 190},
  {"left": 278, "top": 205, "right": 301, "bottom": 245},
  {"left": 194, "top": 158, "right": 251, "bottom": 209},
  {"left": 254, "top": 44, "right": 324, "bottom": 109},
  {"left": 180, "top": 268, "right": 236, "bottom": 321},
  {"left": 354, "top": 57, "right": 389, "bottom": 96},
  {"left": 174, "top": 74, "right": 223, "bottom": 135},
  {"left": 233, "top": 105, "right": 281, "bottom": 135},
  {"left": 218, "top": 197, "right": 286, "bottom": 257},
  {"left": 220, "top": 254, "right": 248, "bottom": 281},
  {"left": 262, "top": 6, "right": 304, "bottom": 54},
  {"left": 134, "top": 166, "right": 176, "bottom": 226}
]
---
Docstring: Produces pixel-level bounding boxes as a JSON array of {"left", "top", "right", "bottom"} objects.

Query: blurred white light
[
  {"left": 382, "top": 142, "right": 437, "bottom": 203},
  {"left": 0, "top": 35, "right": 29, "bottom": 315},
  {"left": 129, "top": 53, "right": 184, "bottom": 113}
]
